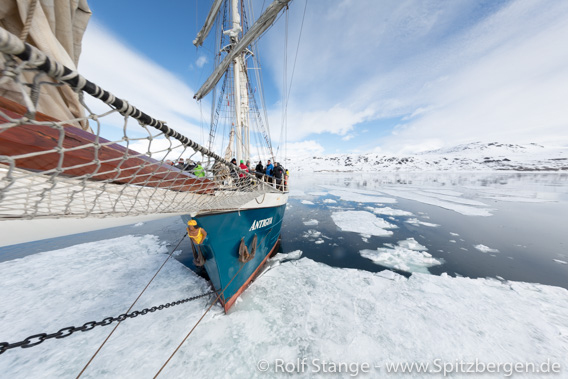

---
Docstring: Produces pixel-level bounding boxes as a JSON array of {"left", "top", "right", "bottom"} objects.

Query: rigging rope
[
  {"left": 19, "top": 0, "right": 39, "bottom": 42},
  {"left": 76, "top": 233, "right": 187, "bottom": 378},
  {"left": 154, "top": 225, "right": 281, "bottom": 377},
  {"left": 277, "top": 0, "right": 308, "bottom": 165},
  {"left": 153, "top": 260, "right": 248, "bottom": 378}
]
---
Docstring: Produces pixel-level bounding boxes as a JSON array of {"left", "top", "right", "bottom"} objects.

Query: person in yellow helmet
[{"left": 187, "top": 220, "right": 207, "bottom": 244}]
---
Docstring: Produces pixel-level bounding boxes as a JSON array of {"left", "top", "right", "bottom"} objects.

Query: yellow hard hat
[{"left": 187, "top": 220, "right": 197, "bottom": 226}]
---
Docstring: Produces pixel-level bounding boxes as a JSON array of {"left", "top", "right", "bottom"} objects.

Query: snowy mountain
[{"left": 286, "top": 142, "right": 568, "bottom": 173}]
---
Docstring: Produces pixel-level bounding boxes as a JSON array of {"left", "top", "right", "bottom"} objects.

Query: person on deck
[
  {"left": 175, "top": 158, "right": 186, "bottom": 170},
  {"left": 194, "top": 162, "right": 205, "bottom": 177},
  {"left": 266, "top": 160, "right": 274, "bottom": 184},
  {"left": 238, "top": 159, "right": 249, "bottom": 190},
  {"left": 255, "top": 161, "right": 264, "bottom": 180},
  {"left": 273, "top": 162, "right": 284, "bottom": 191},
  {"left": 239, "top": 160, "right": 249, "bottom": 177},
  {"left": 230, "top": 158, "right": 239, "bottom": 182},
  {"left": 185, "top": 160, "right": 197, "bottom": 171}
]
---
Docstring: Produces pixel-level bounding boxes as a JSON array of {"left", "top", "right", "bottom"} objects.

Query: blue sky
[{"left": 81, "top": 0, "right": 568, "bottom": 158}]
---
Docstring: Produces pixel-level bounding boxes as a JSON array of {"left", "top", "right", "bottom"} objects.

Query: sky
[{"left": 81, "top": 0, "right": 568, "bottom": 158}]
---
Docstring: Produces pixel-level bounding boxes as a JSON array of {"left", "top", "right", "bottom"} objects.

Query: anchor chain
[{"left": 0, "top": 290, "right": 216, "bottom": 354}]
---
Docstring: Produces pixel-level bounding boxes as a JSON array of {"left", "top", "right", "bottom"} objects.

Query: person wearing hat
[
  {"left": 229, "top": 158, "right": 238, "bottom": 181},
  {"left": 187, "top": 219, "right": 207, "bottom": 244},
  {"left": 255, "top": 160, "right": 264, "bottom": 180},
  {"left": 239, "top": 160, "right": 249, "bottom": 178},
  {"left": 175, "top": 158, "right": 186, "bottom": 170}
]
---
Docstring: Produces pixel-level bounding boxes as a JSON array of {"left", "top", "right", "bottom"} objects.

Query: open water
[{"left": 1, "top": 172, "right": 567, "bottom": 289}]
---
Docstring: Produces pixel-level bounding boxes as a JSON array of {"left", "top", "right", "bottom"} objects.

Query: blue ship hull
[{"left": 181, "top": 203, "right": 286, "bottom": 311}]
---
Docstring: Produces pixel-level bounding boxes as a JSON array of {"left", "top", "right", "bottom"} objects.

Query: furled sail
[
  {"left": 0, "top": 0, "right": 92, "bottom": 131},
  {"left": 193, "top": 0, "right": 291, "bottom": 101},
  {"left": 193, "top": 0, "right": 224, "bottom": 47}
]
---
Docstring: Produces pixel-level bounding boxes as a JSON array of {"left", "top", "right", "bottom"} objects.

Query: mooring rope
[
  {"left": 153, "top": 260, "right": 248, "bottom": 378},
  {"left": 76, "top": 233, "right": 188, "bottom": 378}
]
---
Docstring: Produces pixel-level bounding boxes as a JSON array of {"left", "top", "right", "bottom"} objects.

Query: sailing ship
[
  {"left": 0, "top": 0, "right": 291, "bottom": 312},
  {"left": 184, "top": 0, "right": 291, "bottom": 311}
]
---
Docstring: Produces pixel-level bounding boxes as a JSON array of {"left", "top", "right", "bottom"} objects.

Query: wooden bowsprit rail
[{"left": 0, "top": 97, "right": 216, "bottom": 194}]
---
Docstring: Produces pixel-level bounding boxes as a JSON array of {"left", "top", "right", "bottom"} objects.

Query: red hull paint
[{"left": 222, "top": 237, "right": 281, "bottom": 313}]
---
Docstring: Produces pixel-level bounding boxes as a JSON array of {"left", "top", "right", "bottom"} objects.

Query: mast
[
  {"left": 228, "top": 0, "right": 251, "bottom": 165},
  {"left": 194, "top": 0, "right": 290, "bottom": 163},
  {"left": 229, "top": 0, "right": 244, "bottom": 163}
]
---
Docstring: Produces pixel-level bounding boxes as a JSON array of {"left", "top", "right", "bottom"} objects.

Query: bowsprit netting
[{"left": 0, "top": 27, "right": 281, "bottom": 220}]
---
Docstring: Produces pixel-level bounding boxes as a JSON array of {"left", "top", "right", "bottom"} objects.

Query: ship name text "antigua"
[{"left": 249, "top": 217, "right": 273, "bottom": 231}]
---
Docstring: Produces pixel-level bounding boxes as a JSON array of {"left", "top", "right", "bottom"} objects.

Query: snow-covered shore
[{"left": 286, "top": 142, "right": 568, "bottom": 172}]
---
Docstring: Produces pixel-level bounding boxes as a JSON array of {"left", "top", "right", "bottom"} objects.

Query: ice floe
[
  {"left": 397, "top": 237, "right": 427, "bottom": 251},
  {"left": 302, "top": 229, "right": 322, "bottom": 239},
  {"left": 303, "top": 219, "right": 319, "bottom": 226},
  {"left": 300, "top": 200, "right": 315, "bottom": 205},
  {"left": 1, "top": 238, "right": 567, "bottom": 378},
  {"left": 374, "top": 188, "right": 493, "bottom": 217},
  {"left": 474, "top": 244, "right": 500, "bottom": 253},
  {"left": 323, "top": 199, "right": 337, "bottom": 204},
  {"left": 307, "top": 191, "right": 328, "bottom": 196},
  {"left": 405, "top": 218, "right": 440, "bottom": 227},
  {"left": 365, "top": 206, "right": 414, "bottom": 216},
  {"left": 331, "top": 211, "right": 396, "bottom": 237},
  {"left": 359, "top": 238, "right": 442, "bottom": 274},
  {"left": 326, "top": 189, "right": 397, "bottom": 204}
]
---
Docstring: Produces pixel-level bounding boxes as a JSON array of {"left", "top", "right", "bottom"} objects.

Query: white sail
[{"left": 193, "top": 0, "right": 291, "bottom": 101}]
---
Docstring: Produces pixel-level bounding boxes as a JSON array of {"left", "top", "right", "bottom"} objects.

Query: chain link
[{"left": 0, "top": 291, "right": 216, "bottom": 354}]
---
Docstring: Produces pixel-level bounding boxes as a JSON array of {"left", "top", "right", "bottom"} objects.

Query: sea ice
[
  {"left": 270, "top": 250, "right": 303, "bottom": 263},
  {"left": 303, "top": 219, "right": 319, "bottom": 226},
  {"left": 397, "top": 237, "right": 427, "bottom": 251},
  {"left": 474, "top": 244, "right": 500, "bottom": 253},
  {"left": 302, "top": 230, "right": 322, "bottom": 239},
  {"left": 326, "top": 189, "right": 397, "bottom": 204},
  {"left": 307, "top": 191, "right": 328, "bottom": 196},
  {"left": 1, "top": 240, "right": 567, "bottom": 378},
  {"left": 287, "top": 189, "right": 306, "bottom": 198},
  {"left": 365, "top": 206, "right": 414, "bottom": 217},
  {"left": 323, "top": 199, "right": 337, "bottom": 204},
  {"left": 374, "top": 188, "right": 493, "bottom": 217},
  {"left": 405, "top": 218, "right": 439, "bottom": 227},
  {"left": 359, "top": 238, "right": 442, "bottom": 274},
  {"left": 301, "top": 200, "right": 315, "bottom": 205},
  {"left": 331, "top": 211, "right": 396, "bottom": 237}
]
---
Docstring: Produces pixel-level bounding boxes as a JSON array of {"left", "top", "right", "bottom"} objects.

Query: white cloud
[
  {"left": 195, "top": 55, "right": 208, "bottom": 68},
  {"left": 80, "top": 21, "right": 208, "bottom": 146},
  {"left": 262, "top": 0, "right": 568, "bottom": 153},
  {"left": 282, "top": 140, "right": 325, "bottom": 159}
]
